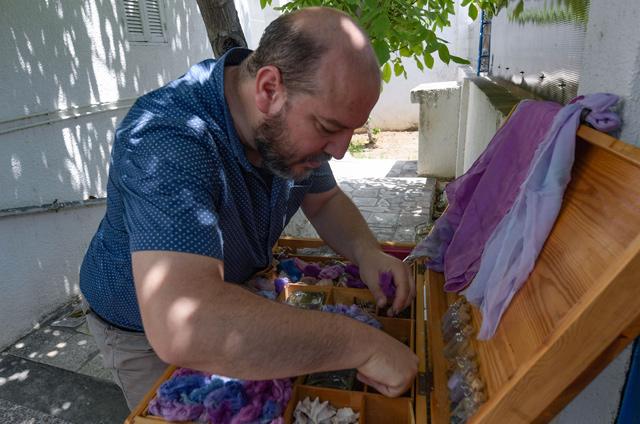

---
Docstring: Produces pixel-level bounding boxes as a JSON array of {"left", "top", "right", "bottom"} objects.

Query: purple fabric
[
  {"left": 317, "top": 264, "right": 344, "bottom": 280},
  {"left": 149, "top": 368, "right": 293, "bottom": 424},
  {"left": 302, "top": 263, "right": 322, "bottom": 278},
  {"left": 463, "top": 93, "right": 620, "bottom": 339},
  {"left": 344, "top": 263, "right": 360, "bottom": 278},
  {"left": 321, "top": 303, "right": 382, "bottom": 328},
  {"left": 379, "top": 271, "right": 396, "bottom": 300},
  {"left": 344, "top": 274, "right": 367, "bottom": 289},
  {"left": 413, "top": 100, "right": 562, "bottom": 292}
]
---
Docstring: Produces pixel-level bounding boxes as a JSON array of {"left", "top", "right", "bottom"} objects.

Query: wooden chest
[{"left": 126, "top": 125, "right": 640, "bottom": 424}]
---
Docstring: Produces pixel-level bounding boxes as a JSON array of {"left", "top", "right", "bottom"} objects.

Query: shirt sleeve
[
  {"left": 114, "top": 117, "right": 224, "bottom": 260},
  {"left": 306, "top": 161, "right": 337, "bottom": 193}
]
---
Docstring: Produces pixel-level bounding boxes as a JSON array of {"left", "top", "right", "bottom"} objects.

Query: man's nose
[{"left": 323, "top": 130, "right": 353, "bottom": 160}]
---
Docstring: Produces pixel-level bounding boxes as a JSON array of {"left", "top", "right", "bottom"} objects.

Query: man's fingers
[
  {"left": 356, "top": 372, "right": 405, "bottom": 397},
  {"left": 404, "top": 271, "right": 416, "bottom": 311},
  {"left": 364, "top": 273, "right": 388, "bottom": 308},
  {"left": 391, "top": 265, "right": 411, "bottom": 314}
]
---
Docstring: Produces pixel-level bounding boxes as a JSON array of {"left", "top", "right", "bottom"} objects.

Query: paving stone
[
  {"left": 0, "top": 398, "right": 72, "bottom": 424},
  {"left": 35, "top": 333, "right": 99, "bottom": 373},
  {"left": 0, "top": 354, "right": 128, "bottom": 424},
  {"left": 353, "top": 197, "right": 378, "bottom": 207},
  {"left": 398, "top": 213, "right": 430, "bottom": 227},
  {"left": 6, "top": 326, "right": 76, "bottom": 364},
  {"left": 359, "top": 206, "right": 390, "bottom": 214},
  {"left": 7, "top": 329, "right": 98, "bottom": 373},
  {"left": 393, "top": 227, "right": 420, "bottom": 243},
  {"left": 366, "top": 213, "right": 399, "bottom": 228},
  {"left": 77, "top": 353, "right": 113, "bottom": 383},
  {"left": 352, "top": 188, "right": 380, "bottom": 198},
  {"left": 75, "top": 322, "right": 91, "bottom": 336}
]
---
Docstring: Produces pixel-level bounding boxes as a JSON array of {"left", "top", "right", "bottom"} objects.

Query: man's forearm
[
  {"left": 165, "top": 280, "right": 384, "bottom": 379},
  {"left": 305, "top": 189, "right": 380, "bottom": 263}
]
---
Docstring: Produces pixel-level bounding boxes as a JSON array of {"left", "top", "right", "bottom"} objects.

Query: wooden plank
[
  {"left": 462, "top": 134, "right": 640, "bottom": 404},
  {"left": 426, "top": 270, "right": 451, "bottom": 424},
  {"left": 414, "top": 266, "right": 428, "bottom": 424},
  {"left": 578, "top": 125, "right": 640, "bottom": 164},
  {"left": 125, "top": 365, "right": 179, "bottom": 424},
  {"left": 470, "top": 233, "right": 640, "bottom": 423},
  {"left": 534, "top": 315, "right": 640, "bottom": 423},
  {"left": 276, "top": 236, "right": 415, "bottom": 254}
]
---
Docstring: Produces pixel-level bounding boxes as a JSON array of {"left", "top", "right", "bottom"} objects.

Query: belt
[{"left": 89, "top": 308, "right": 144, "bottom": 333}]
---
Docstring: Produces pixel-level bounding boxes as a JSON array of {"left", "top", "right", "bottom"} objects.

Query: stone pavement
[
  {"left": 0, "top": 157, "right": 434, "bottom": 423},
  {"left": 0, "top": 302, "right": 129, "bottom": 423},
  {"left": 285, "top": 155, "right": 435, "bottom": 244}
]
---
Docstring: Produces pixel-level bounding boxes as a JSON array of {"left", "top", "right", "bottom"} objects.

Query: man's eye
[{"left": 318, "top": 124, "right": 337, "bottom": 135}]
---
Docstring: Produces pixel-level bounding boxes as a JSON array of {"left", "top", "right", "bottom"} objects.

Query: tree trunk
[{"left": 196, "top": 0, "right": 248, "bottom": 58}]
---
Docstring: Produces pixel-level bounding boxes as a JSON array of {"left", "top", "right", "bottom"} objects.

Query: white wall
[
  {"left": 551, "top": 0, "right": 640, "bottom": 419},
  {"left": 0, "top": 0, "right": 212, "bottom": 349},
  {"left": 578, "top": 0, "right": 640, "bottom": 146}
]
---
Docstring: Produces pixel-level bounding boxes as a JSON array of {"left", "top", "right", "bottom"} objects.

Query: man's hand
[
  {"left": 356, "top": 331, "right": 419, "bottom": 397},
  {"left": 357, "top": 249, "right": 415, "bottom": 316}
]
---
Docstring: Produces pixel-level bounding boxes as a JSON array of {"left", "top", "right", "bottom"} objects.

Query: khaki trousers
[{"left": 85, "top": 310, "right": 169, "bottom": 410}]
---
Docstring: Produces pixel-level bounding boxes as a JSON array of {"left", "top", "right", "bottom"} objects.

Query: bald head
[{"left": 242, "top": 7, "right": 380, "bottom": 95}]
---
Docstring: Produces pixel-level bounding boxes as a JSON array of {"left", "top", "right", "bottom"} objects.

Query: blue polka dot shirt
[{"left": 80, "top": 48, "right": 336, "bottom": 331}]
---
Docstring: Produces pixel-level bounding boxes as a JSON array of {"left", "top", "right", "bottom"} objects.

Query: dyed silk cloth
[
  {"left": 148, "top": 368, "right": 291, "bottom": 424},
  {"left": 464, "top": 93, "right": 621, "bottom": 339},
  {"left": 409, "top": 99, "right": 562, "bottom": 290}
]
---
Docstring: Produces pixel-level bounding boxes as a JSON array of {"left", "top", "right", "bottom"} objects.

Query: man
[{"left": 80, "top": 6, "right": 418, "bottom": 410}]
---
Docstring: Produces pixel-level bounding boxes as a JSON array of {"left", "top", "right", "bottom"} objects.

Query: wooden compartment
[
  {"left": 283, "top": 283, "right": 333, "bottom": 306},
  {"left": 283, "top": 386, "right": 366, "bottom": 423},
  {"left": 363, "top": 394, "right": 415, "bottom": 424},
  {"left": 127, "top": 239, "right": 424, "bottom": 424},
  {"left": 378, "top": 317, "right": 414, "bottom": 349}
]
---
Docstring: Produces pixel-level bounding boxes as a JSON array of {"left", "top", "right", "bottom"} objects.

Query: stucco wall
[{"left": 0, "top": 0, "right": 212, "bottom": 349}]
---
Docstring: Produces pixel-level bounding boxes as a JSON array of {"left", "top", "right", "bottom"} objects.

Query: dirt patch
[{"left": 349, "top": 131, "right": 418, "bottom": 160}]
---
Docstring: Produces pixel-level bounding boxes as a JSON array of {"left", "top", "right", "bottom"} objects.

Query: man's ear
[{"left": 254, "top": 65, "right": 287, "bottom": 115}]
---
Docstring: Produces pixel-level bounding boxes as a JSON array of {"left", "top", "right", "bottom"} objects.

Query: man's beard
[{"left": 254, "top": 107, "right": 331, "bottom": 181}]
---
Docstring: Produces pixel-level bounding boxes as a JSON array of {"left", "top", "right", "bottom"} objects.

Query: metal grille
[{"left": 488, "top": 0, "right": 590, "bottom": 104}]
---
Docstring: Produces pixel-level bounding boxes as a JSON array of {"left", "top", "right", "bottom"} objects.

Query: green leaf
[
  {"left": 372, "top": 39, "right": 391, "bottom": 66},
  {"left": 468, "top": 3, "right": 478, "bottom": 20},
  {"left": 400, "top": 47, "right": 412, "bottom": 57},
  {"left": 415, "top": 57, "right": 424, "bottom": 71},
  {"left": 412, "top": 43, "right": 424, "bottom": 55},
  {"left": 382, "top": 62, "right": 392, "bottom": 83},
  {"left": 450, "top": 55, "right": 471, "bottom": 64},
  {"left": 423, "top": 52, "right": 434, "bottom": 69},
  {"left": 260, "top": 0, "right": 268, "bottom": 8},
  {"left": 512, "top": 0, "right": 524, "bottom": 17},
  {"left": 394, "top": 61, "right": 404, "bottom": 76},
  {"left": 437, "top": 43, "right": 450, "bottom": 64},
  {"left": 371, "top": 13, "right": 391, "bottom": 34}
]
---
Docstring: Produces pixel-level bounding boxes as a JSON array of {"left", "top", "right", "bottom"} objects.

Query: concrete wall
[
  {"left": 411, "top": 82, "right": 461, "bottom": 177},
  {"left": 0, "top": 0, "right": 212, "bottom": 349},
  {"left": 460, "top": 81, "right": 505, "bottom": 172}
]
